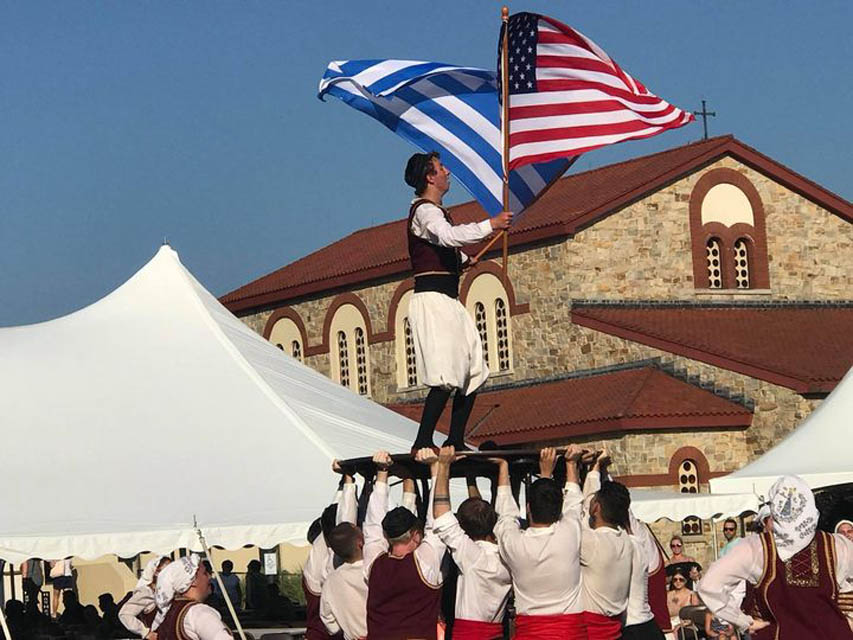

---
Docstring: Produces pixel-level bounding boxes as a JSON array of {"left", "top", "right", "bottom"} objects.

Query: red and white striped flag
[{"left": 499, "top": 12, "right": 694, "bottom": 170}]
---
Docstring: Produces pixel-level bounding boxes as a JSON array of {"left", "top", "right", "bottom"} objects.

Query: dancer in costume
[
  {"left": 699, "top": 475, "right": 853, "bottom": 639},
  {"left": 405, "top": 152, "right": 512, "bottom": 450},
  {"left": 119, "top": 556, "right": 171, "bottom": 638},
  {"left": 154, "top": 556, "right": 231, "bottom": 640}
]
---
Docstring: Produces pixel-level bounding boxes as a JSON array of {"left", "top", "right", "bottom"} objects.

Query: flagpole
[{"left": 500, "top": 5, "right": 510, "bottom": 286}]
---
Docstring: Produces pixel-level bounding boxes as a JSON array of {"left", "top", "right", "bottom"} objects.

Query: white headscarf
[
  {"left": 835, "top": 519, "right": 853, "bottom": 534},
  {"left": 137, "top": 556, "right": 168, "bottom": 589},
  {"left": 768, "top": 475, "right": 819, "bottom": 562},
  {"left": 155, "top": 554, "right": 200, "bottom": 614}
]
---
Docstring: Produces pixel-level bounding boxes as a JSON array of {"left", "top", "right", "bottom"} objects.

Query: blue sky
[{"left": 2, "top": 1, "right": 851, "bottom": 325}]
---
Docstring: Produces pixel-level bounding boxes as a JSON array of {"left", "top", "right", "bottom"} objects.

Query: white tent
[
  {"left": 0, "top": 246, "right": 426, "bottom": 564},
  {"left": 629, "top": 489, "right": 758, "bottom": 523},
  {"left": 711, "top": 365, "right": 853, "bottom": 496}
]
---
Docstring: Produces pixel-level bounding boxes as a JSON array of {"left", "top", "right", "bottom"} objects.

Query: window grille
[
  {"left": 355, "top": 327, "right": 368, "bottom": 396},
  {"left": 291, "top": 340, "right": 302, "bottom": 362},
  {"left": 706, "top": 238, "right": 723, "bottom": 288},
  {"left": 495, "top": 298, "right": 510, "bottom": 371},
  {"left": 679, "top": 459, "right": 702, "bottom": 535},
  {"left": 734, "top": 238, "right": 750, "bottom": 289},
  {"left": 337, "top": 330, "right": 350, "bottom": 389},
  {"left": 475, "top": 302, "right": 489, "bottom": 368},
  {"left": 403, "top": 318, "right": 418, "bottom": 388}
]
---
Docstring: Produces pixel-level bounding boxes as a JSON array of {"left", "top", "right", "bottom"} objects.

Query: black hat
[
  {"left": 404, "top": 152, "right": 434, "bottom": 189},
  {"left": 382, "top": 506, "right": 418, "bottom": 538}
]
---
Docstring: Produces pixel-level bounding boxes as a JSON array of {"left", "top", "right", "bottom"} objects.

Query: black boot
[
  {"left": 443, "top": 391, "right": 477, "bottom": 450},
  {"left": 413, "top": 387, "right": 451, "bottom": 451}
]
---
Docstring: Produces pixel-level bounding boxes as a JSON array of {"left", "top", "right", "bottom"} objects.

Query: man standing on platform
[{"left": 404, "top": 152, "right": 512, "bottom": 450}]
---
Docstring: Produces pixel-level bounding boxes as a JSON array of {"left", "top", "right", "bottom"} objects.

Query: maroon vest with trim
[
  {"left": 157, "top": 599, "right": 199, "bottom": 640},
  {"left": 407, "top": 200, "right": 462, "bottom": 276},
  {"left": 748, "top": 530, "right": 852, "bottom": 640},
  {"left": 302, "top": 576, "right": 342, "bottom": 640},
  {"left": 367, "top": 551, "right": 442, "bottom": 640},
  {"left": 647, "top": 535, "right": 672, "bottom": 633}
]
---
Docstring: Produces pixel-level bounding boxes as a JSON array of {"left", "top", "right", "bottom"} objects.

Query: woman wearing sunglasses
[{"left": 667, "top": 569, "right": 699, "bottom": 638}]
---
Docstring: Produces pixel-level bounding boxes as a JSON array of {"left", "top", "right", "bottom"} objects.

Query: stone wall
[{"left": 237, "top": 153, "right": 846, "bottom": 467}]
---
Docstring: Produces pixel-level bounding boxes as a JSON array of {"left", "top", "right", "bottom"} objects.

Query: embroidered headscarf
[
  {"left": 155, "top": 554, "right": 200, "bottom": 614},
  {"left": 137, "top": 556, "right": 168, "bottom": 589},
  {"left": 835, "top": 519, "right": 853, "bottom": 534},
  {"left": 768, "top": 475, "right": 819, "bottom": 562}
]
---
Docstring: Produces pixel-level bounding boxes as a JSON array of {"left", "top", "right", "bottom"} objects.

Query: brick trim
[
  {"left": 689, "top": 168, "right": 770, "bottom": 290},
  {"left": 376, "top": 278, "right": 415, "bottom": 343},
  {"left": 262, "top": 307, "right": 309, "bottom": 348},
  {"left": 311, "top": 292, "right": 376, "bottom": 357},
  {"left": 615, "top": 445, "right": 726, "bottom": 488},
  {"left": 459, "top": 260, "right": 530, "bottom": 315}
]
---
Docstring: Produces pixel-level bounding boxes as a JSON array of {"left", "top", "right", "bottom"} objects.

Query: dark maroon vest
[
  {"left": 748, "top": 531, "right": 853, "bottom": 640},
  {"left": 157, "top": 599, "right": 200, "bottom": 640},
  {"left": 302, "top": 576, "right": 343, "bottom": 640},
  {"left": 407, "top": 199, "right": 462, "bottom": 276},
  {"left": 367, "top": 551, "right": 442, "bottom": 640},
  {"left": 647, "top": 532, "right": 672, "bottom": 633}
]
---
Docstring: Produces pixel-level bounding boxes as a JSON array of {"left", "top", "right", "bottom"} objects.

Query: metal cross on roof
[{"left": 693, "top": 99, "right": 717, "bottom": 140}]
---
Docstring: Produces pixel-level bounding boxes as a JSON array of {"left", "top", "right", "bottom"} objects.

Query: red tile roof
[
  {"left": 571, "top": 303, "right": 853, "bottom": 394},
  {"left": 386, "top": 365, "right": 752, "bottom": 447},
  {"left": 222, "top": 135, "right": 853, "bottom": 313}
]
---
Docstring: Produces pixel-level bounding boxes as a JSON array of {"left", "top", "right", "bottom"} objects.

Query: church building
[{"left": 222, "top": 134, "right": 853, "bottom": 566}]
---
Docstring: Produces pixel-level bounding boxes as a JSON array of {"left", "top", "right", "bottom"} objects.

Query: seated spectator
[
  {"left": 244, "top": 560, "right": 268, "bottom": 612},
  {"left": 97, "top": 593, "right": 121, "bottom": 631},
  {"left": 211, "top": 561, "right": 242, "bottom": 612},
  {"left": 687, "top": 563, "right": 703, "bottom": 590},
  {"left": 666, "top": 536, "right": 696, "bottom": 566},
  {"left": 60, "top": 590, "right": 86, "bottom": 626},
  {"left": 836, "top": 519, "right": 853, "bottom": 542},
  {"left": 667, "top": 569, "right": 699, "bottom": 638}
]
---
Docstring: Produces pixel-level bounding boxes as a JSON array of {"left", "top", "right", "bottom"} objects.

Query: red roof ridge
[{"left": 621, "top": 366, "right": 659, "bottom": 419}]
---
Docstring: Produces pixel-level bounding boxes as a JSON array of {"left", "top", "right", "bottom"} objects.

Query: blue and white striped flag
[{"left": 318, "top": 59, "right": 574, "bottom": 216}]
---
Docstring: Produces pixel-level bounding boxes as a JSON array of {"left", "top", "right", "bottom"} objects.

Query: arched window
[
  {"left": 269, "top": 315, "right": 304, "bottom": 362},
  {"left": 706, "top": 238, "right": 723, "bottom": 289},
  {"left": 329, "top": 301, "right": 371, "bottom": 395},
  {"left": 495, "top": 298, "right": 510, "bottom": 372},
  {"left": 733, "top": 238, "right": 750, "bottom": 289},
  {"left": 337, "top": 330, "right": 350, "bottom": 389},
  {"left": 678, "top": 459, "right": 702, "bottom": 536},
  {"left": 403, "top": 318, "right": 418, "bottom": 388},
  {"left": 465, "top": 273, "right": 512, "bottom": 374},
  {"left": 475, "top": 302, "right": 490, "bottom": 368},
  {"left": 355, "top": 327, "right": 368, "bottom": 396},
  {"left": 690, "top": 169, "right": 769, "bottom": 291}
]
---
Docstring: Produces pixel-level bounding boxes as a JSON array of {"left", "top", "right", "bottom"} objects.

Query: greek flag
[{"left": 318, "top": 59, "right": 574, "bottom": 215}]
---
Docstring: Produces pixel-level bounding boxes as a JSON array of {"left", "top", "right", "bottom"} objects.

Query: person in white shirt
[
  {"left": 119, "top": 555, "right": 171, "bottom": 639},
  {"left": 363, "top": 449, "right": 447, "bottom": 640},
  {"left": 404, "top": 151, "right": 512, "bottom": 450},
  {"left": 154, "top": 555, "right": 232, "bottom": 640},
  {"left": 302, "top": 462, "right": 358, "bottom": 640},
  {"left": 698, "top": 474, "right": 853, "bottom": 639},
  {"left": 319, "top": 523, "right": 367, "bottom": 640},
  {"left": 431, "top": 446, "right": 511, "bottom": 640},
  {"left": 493, "top": 445, "right": 586, "bottom": 639},
  {"left": 578, "top": 456, "right": 635, "bottom": 640}
]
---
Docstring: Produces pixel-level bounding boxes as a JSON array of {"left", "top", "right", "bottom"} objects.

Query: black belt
[{"left": 414, "top": 273, "right": 460, "bottom": 299}]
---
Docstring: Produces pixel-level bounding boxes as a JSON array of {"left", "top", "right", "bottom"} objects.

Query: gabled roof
[
  {"left": 571, "top": 301, "right": 853, "bottom": 394},
  {"left": 222, "top": 135, "right": 852, "bottom": 313},
  {"left": 386, "top": 364, "right": 752, "bottom": 447}
]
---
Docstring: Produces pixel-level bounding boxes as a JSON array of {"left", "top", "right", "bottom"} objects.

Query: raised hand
[
  {"left": 373, "top": 450, "right": 392, "bottom": 470},
  {"left": 415, "top": 447, "right": 439, "bottom": 469},
  {"left": 539, "top": 447, "right": 558, "bottom": 478},
  {"left": 437, "top": 445, "right": 456, "bottom": 466},
  {"left": 748, "top": 619, "right": 770, "bottom": 634}
]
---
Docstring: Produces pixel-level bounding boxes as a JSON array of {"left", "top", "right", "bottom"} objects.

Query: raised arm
[
  {"left": 412, "top": 203, "right": 498, "bottom": 248},
  {"left": 362, "top": 451, "right": 392, "bottom": 578},
  {"left": 118, "top": 590, "right": 153, "bottom": 638},
  {"left": 433, "top": 446, "right": 455, "bottom": 520},
  {"left": 401, "top": 477, "right": 418, "bottom": 515},
  {"left": 562, "top": 445, "right": 585, "bottom": 517},
  {"left": 414, "top": 447, "right": 447, "bottom": 584},
  {"left": 332, "top": 460, "right": 358, "bottom": 525}
]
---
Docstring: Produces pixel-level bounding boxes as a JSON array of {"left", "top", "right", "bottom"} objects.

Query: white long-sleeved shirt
[
  {"left": 433, "top": 511, "right": 512, "bottom": 623},
  {"left": 624, "top": 509, "right": 659, "bottom": 627},
  {"left": 363, "top": 478, "right": 445, "bottom": 586},
  {"left": 119, "top": 585, "right": 156, "bottom": 637},
  {"left": 698, "top": 532, "right": 853, "bottom": 631},
  {"left": 319, "top": 560, "right": 367, "bottom": 640},
  {"left": 410, "top": 200, "right": 493, "bottom": 260},
  {"left": 579, "top": 471, "right": 634, "bottom": 619},
  {"left": 494, "top": 482, "right": 584, "bottom": 615},
  {"left": 180, "top": 603, "right": 232, "bottom": 640},
  {"left": 303, "top": 484, "right": 358, "bottom": 594}
]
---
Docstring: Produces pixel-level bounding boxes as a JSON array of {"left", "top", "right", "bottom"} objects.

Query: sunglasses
[
  {"left": 671, "top": 543, "right": 682, "bottom": 548},
  {"left": 672, "top": 577, "right": 686, "bottom": 583},
  {"left": 724, "top": 527, "right": 736, "bottom": 532}
]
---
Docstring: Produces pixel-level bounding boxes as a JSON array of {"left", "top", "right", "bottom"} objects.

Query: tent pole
[
  {"left": 194, "top": 521, "right": 248, "bottom": 640},
  {"left": 711, "top": 515, "right": 719, "bottom": 561}
]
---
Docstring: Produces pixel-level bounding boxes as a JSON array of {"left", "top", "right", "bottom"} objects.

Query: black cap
[
  {"left": 404, "top": 153, "right": 434, "bottom": 189},
  {"left": 382, "top": 507, "right": 418, "bottom": 538}
]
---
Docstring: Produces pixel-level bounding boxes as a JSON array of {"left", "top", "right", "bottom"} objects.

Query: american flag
[
  {"left": 499, "top": 12, "right": 694, "bottom": 170},
  {"left": 319, "top": 60, "right": 574, "bottom": 215}
]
